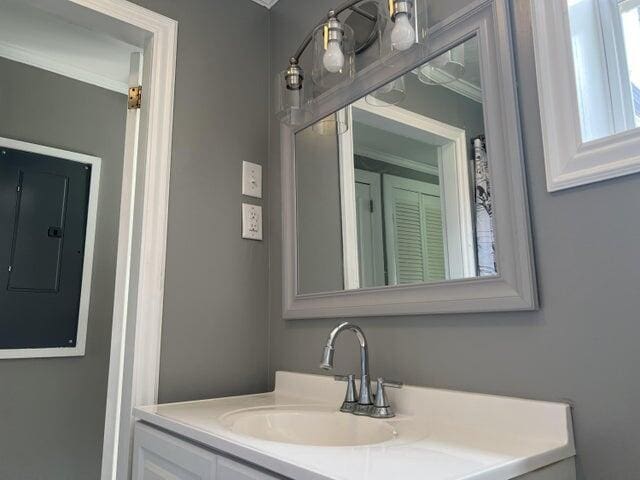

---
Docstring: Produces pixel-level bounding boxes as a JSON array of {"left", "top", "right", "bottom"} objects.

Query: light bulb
[
  {"left": 323, "top": 40, "right": 345, "bottom": 73},
  {"left": 391, "top": 12, "right": 415, "bottom": 51}
]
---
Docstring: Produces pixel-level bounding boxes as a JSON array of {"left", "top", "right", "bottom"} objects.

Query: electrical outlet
[
  {"left": 242, "top": 203, "right": 262, "bottom": 240},
  {"left": 242, "top": 161, "right": 262, "bottom": 198}
]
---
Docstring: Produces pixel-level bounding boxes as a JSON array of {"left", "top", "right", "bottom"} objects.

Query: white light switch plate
[
  {"left": 242, "top": 161, "right": 262, "bottom": 198},
  {"left": 242, "top": 203, "right": 262, "bottom": 240}
]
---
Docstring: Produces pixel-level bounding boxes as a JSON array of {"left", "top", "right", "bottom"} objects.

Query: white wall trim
[
  {"left": 0, "top": 41, "right": 128, "bottom": 94},
  {"left": 0, "top": 136, "right": 101, "bottom": 360},
  {"left": 250, "top": 0, "right": 280, "bottom": 9},
  {"left": 531, "top": 0, "right": 640, "bottom": 191}
]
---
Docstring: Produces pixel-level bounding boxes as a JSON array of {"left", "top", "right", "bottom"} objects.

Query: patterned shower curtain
[{"left": 472, "top": 136, "right": 496, "bottom": 276}]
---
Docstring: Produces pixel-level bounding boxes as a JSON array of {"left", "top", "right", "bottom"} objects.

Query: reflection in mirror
[
  {"left": 296, "top": 36, "right": 496, "bottom": 295},
  {"left": 567, "top": 0, "right": 640, "bottom": 142}
]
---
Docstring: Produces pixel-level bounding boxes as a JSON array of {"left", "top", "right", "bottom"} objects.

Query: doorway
[{"left": 0, "top": 1, "right": 177, "bottom": 479}]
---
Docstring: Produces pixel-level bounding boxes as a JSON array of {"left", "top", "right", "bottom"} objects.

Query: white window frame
[
  {"left": 0, "top": 137, "right": 101, "bottom": 360},
  {"left": 531, "top": 0, "right": 640, "bottom": 191}
]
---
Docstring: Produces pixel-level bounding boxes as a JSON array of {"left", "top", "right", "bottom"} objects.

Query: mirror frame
[{"left": 281, "top": 0, "right": 537, "bottom": 319}]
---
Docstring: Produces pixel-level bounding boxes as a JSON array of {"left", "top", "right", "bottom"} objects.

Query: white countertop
[{"left": 134, "top": 371, "right": 575, "bottom": 480}]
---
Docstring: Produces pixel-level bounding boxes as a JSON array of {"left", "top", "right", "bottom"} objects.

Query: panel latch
[{"left": 48, "top": 226, "right": 63, "bottom": 238}]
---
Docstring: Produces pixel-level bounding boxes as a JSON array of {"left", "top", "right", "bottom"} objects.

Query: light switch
[
  {"left": 242, "top": 203, "right": 262, "bottom": 240},
  {"left": 242, "top": 161, "right": 262, "bottom": 198}
]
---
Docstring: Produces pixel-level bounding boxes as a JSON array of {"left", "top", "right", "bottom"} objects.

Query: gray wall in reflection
[
  {"left": 268, "top": 1, "right": 640, "bottom": 479},
  {"left": 295, "top": 127, "right": 344, "bottom": 294}
]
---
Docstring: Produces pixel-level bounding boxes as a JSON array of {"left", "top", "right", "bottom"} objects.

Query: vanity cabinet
[{"left": 133, "top": 422, "right": 283, "bottom": 480}]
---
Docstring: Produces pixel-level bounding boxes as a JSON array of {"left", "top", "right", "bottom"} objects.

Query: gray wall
[
  {"left": 130, "top": 0, "right": 271, "bottom": 402},
  {"left": 0, "top": 58, "right": 125, "bottom": 480},
  {"left": 267, "top": 1, "right": 640, "bottom": 479}
]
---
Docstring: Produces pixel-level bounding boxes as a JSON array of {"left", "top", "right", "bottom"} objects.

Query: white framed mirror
[{"left": 281, "top": 0, "right": 537, "bottom": 318}]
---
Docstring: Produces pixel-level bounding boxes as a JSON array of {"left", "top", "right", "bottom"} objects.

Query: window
[
  {"left": 531, "top": 0, "right": 640, "bottom": 191},
  {"left": 567, "top": 0, "right": 640, "bottom": 141}
]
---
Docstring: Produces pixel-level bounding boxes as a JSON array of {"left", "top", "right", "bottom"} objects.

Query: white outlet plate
[
  {"left": 242, "top": 161, "right": 262, "bottom": 198},
  {"left": 242, "top": 203, "right": 262, "bottom": 240}
]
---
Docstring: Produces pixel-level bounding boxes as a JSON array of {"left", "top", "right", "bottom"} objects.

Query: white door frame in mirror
[
  {"left": 348, "top": 98, "right": 476, "bottom": 280},
  {"left": 35, "top": 1, "right": 178, "bottom": 479},
  {"left": 281, "top": 0, "right": 537, "bottom": 319},
  {"left": 531, "top": 0, "right": 640, "bottom": 191},
  {"left": 338, "top": 100, "right": 475, "bottom": 286}
]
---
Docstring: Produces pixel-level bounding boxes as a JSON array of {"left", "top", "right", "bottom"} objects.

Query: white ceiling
[{"left": 0, "top": 0, "right": 142, "bottom": 94}]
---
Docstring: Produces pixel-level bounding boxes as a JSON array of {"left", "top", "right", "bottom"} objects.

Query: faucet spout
[{"left": 319, "top": 322, "right": 373, "bottom": 409}]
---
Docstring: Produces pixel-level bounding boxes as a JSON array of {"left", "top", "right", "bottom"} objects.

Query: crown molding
[
  {"left": 411, "top": 69, "right": 483, "bottom": 104},
  {"left": 250, "top": 0, "right": 279, "bottom": 8}
]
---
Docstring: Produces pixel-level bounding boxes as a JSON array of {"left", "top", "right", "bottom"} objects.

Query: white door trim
[
  {"left": 50, "top": 2, "right": 178, "bottom": 479},
  {"left": 0, "top": 136, "right": 101, "bottom": 360},
  {"left": 337, "top": 107, "right": 361, "bottom": 289}
]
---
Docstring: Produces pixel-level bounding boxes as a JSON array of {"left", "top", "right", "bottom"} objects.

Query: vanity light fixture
[
  {"left": 275, "top": 0, "right": 427, "bottom": 125},
  {"left": 311, "top": 13, "right": 356, "bottom": 90},
  {"left": 365, "top": 76, "right": 406, "bottom": 106},
  {"left": 389, "top": 0, "right": 416, "bottom": 52},
  {"left": 322, "top": 15, "right": 346, "bottom": 73},
  {"left": 417, "top": 43, "right": 466, "bottom": 86}
]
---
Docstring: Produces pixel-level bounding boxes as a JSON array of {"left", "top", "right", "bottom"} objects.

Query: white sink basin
[{"left": 220, "top": 406, "right": 398, "bottom": 446}]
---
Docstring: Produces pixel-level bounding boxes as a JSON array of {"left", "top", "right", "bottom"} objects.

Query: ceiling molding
[
  {"left": 250, "top": 0, "right": 279, "bottom": 8},
  {"left": 355, "top": 146, "right": 440, "bottom": 176},
  {"left": 412, "top": 69, "right": 483, "bottom": 104}
]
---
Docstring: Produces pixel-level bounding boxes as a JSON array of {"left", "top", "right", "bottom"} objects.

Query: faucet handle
[
  {"left": 379, "top": 378, "right": 403, "bottom": 389},
  {"left": 334, "top": 374, "right": 358, "bottom": 413},
  {"left": 371, "top": 377, "right": 403, "bottom": 418}
]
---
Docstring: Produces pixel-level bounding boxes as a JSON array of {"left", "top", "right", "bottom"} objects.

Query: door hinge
[
  {"left": 370, "top": 200, "right": 374, "bottom": 213},
  {"left": 128, "top": 85, "right": 142, "bottom": 110}
]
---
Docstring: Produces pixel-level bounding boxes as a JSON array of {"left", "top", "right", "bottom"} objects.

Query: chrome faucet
[{"left": 320, "top": 322, "right": 373, "bottom": 415}]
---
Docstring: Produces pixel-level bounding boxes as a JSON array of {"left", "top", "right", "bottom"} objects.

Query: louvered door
[{"left": 383, "top": 174, "right": 446, "bottom": 285}]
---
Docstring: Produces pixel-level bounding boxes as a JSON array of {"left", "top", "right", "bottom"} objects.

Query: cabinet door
[
  {"left": 217, "top": 457, "right": 280, "bottom": 480},
  {"left": 133, "top": 423, "right": 216, "bottom": 480}
]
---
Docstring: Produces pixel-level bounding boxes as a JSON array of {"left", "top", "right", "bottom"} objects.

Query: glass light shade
[
  {"left": 274, "top": 67, "right": 310, "bottom": 126},
  {"left": 418, "top": 43, "right": 466, "bottom": 85},
  {"left": 378, "top": 0, "right": 428, "bottom": 63},
  {"left": 365, "top": 76, "right": 406, "bottom": 106},
  {"left": 311, "top": 19, "right": 356, "bottom": 93},
  {"left": 311, "top": 111, "right": 349, "bottom": 136}
]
